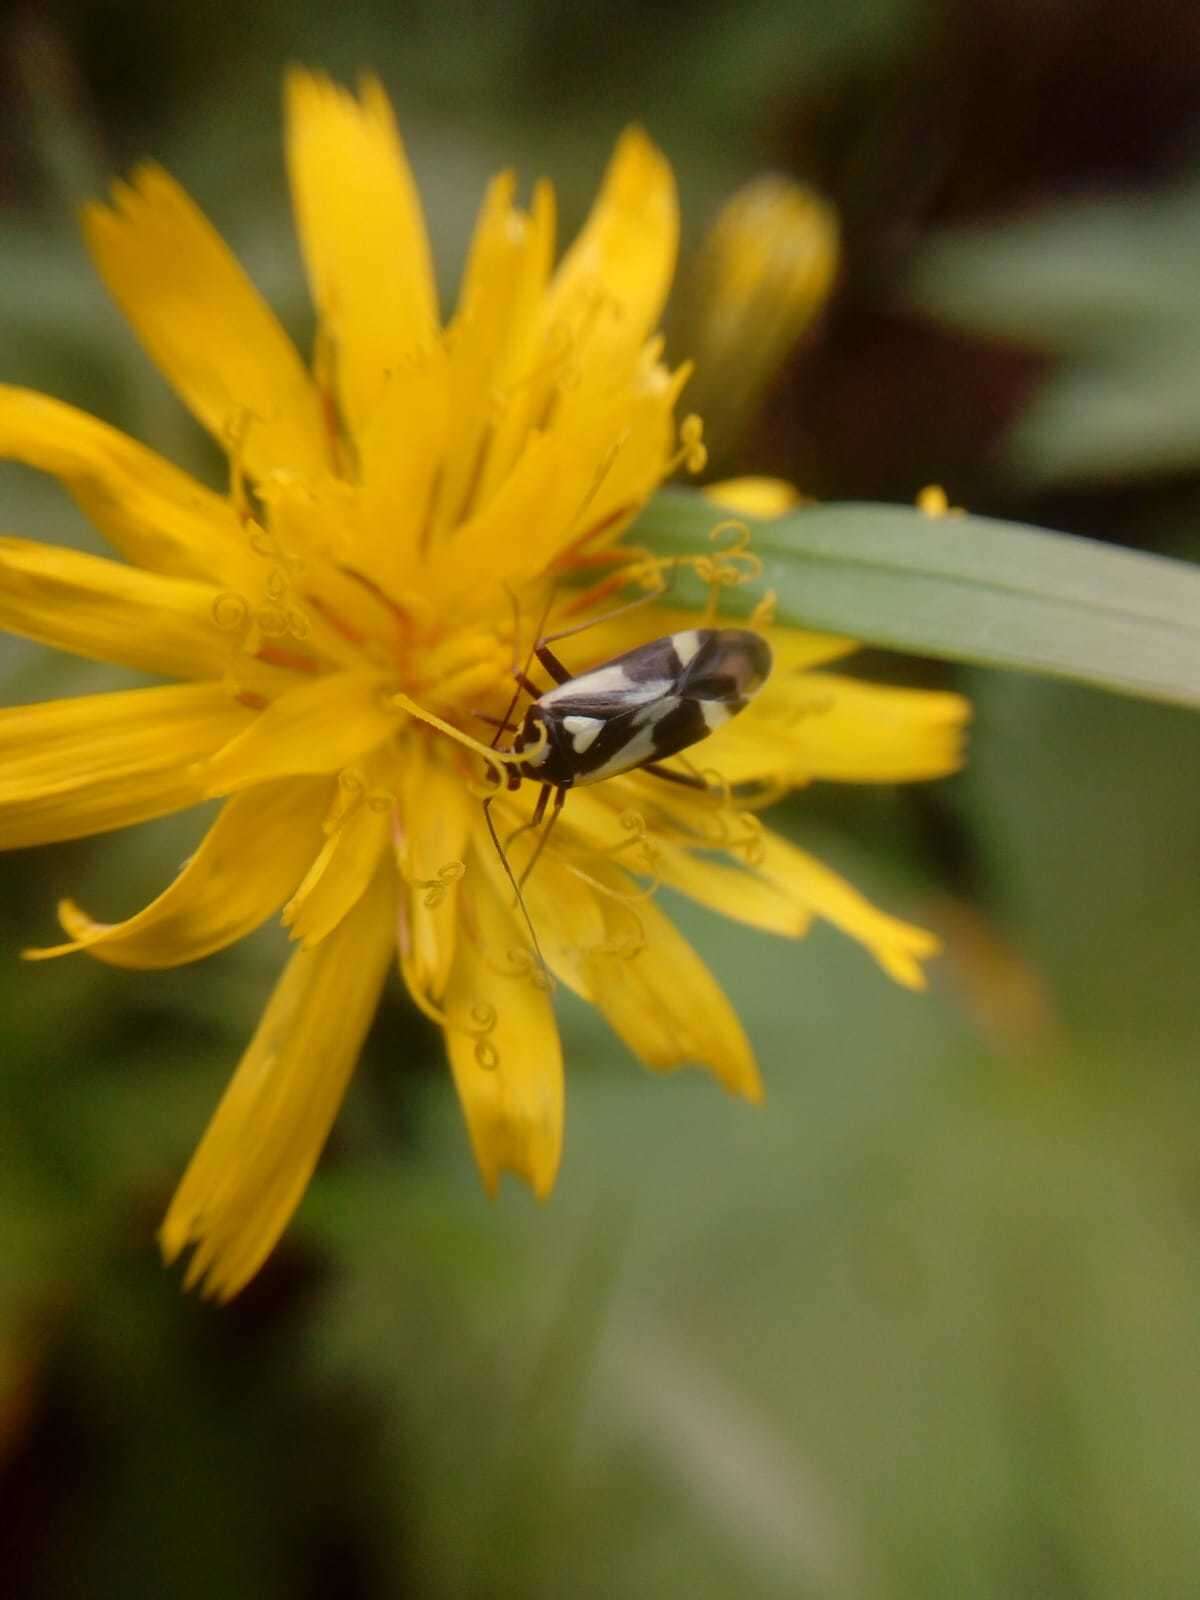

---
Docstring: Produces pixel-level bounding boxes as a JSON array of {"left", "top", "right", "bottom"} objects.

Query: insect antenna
[
  {"left": 490, "top": 581, "right": 560, "bottom": 751},
  {"left": 482, "top": 790, "right": 551, "bottom": 983},
  {"left": 540, "top": 557, "right": 680, "bottom": 649},
  {"left": 472, "top": 585, "right": 564, "bottom": 989}
]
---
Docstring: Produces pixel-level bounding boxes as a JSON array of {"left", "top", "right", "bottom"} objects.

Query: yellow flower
[{"left": 0, "top": 71, "right": 968, "bottom": 1300}]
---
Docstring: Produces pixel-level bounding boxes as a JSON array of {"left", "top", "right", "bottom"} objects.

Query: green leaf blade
[{"left": 634, "top": 490, "right": 1200, "bottom": 708}]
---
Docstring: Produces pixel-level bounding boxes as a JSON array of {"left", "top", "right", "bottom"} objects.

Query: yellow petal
[
  {"left": 456, "top": 173, "right": 555, "bottom": 370},
  {"left": 426, "top": 432, "right": 565, "bottom": 603},
  {"left": 756, "top": 829, "right": 940, "bottom": 989},
  {"left": 439, "top": 180, "right": 562, "bottom": 537},
  {"left": 27, "top": 778, "right": 329, "bottom": 967},
  {"left": 201, "top": 672, "right": 399, "bottom": 795},
  {"left": 535, "top": 340, "right": 685, "bottom": 563},
  {"left": 82, "top": 167, "right": 326, "bottom": 481},
  {"left": 285, "top": 70, "right": 437, "bottom": 442},
  {"left": 0, "top": 386, "right": 258, "bottom": 587},
  {"left": 542, "top": 128, "right": 678, "bottom": 352},
  {"left": 444, "top": 847, "right": 563, "bottom": 1198},
  {"left": 577, "top": 355, "right": 688, "bottom": 541},
  {"left": 457, "top": 183, "right": 566, "bottom": 518},
  {"left": 766, "top": 624, "right": 858, "bottom": 674},
  {"left": 704, "top": 477, "right": 802, "bottom": 519},
  {"left": 160, "top": 864, "right": 395, "bottom": 1301},
  {"left": 584, "top": 859, "right": 762, "bottom": 1101},
  {"left": 353, "top": 346, "right": 451, "bottom": 589},
  {"left": 449, "top": 141, "right": 679, "bottom": 560},
  {"left": 606, "top": 777, "right": 942, "bottom": 988},
  {"left": 468, "top": 798, "right": 609, "bottom": 1001},
  {"left": 0, "top": 682, "right": 249, "bottom": 848},
  {"left": 449, "top": 175, "right": 556, "bottom": 514},
  {"left": 604, "top": 767, "right": 758, "bottom": 852},
  {"left": 395, "top": 738, "right": 472, "bottom": 1002},
  {"left": 283, "top": 779, "right": 391, "bottom": 950},
  {"left": 260, "top": 473, "right": 425, "bottom": 662},
  {"left": 519, "top": 851, "right": 610, "bottom": 1001},
  {"left": 563, "top": 788, "right": 808, "bottom": 939},
  {"left": 0, "top": 536, "right": 235, "bottom": 680},
  {"left": 651, "top": 843, "right": 809, "bottom": 936},
  {"left": 746, "top": 673, "right": 971, "bottom": 783}
]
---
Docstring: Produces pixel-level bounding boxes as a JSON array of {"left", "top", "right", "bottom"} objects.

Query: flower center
[{"left": 404, "top": 626, "right": 513, "bottom": 721}]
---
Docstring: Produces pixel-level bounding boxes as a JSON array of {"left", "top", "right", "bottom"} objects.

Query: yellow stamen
[
  {"left": 664, "top": 411, "right": 708, "bottom": 477},
  {"left": 388, "top": 691, "right": 527, "bottom": 772}
]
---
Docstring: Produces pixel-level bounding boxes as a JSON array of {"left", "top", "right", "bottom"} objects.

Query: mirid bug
[
  {"left": 510, "top": 625, "right": 771, "bottom": 789},
  {"left": 480, "top": 626, "right": 773, "bottom": 940}
]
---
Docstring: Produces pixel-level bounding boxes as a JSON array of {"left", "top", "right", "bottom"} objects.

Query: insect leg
[
  {"left": 513, "top": 669, "right": 546, "bottom": 699},
  {"left": 517, "top": 785, "right": 567, "bottom": 892},
  {"left": 530, "top": 782, "right": 553, "bottom": 828},
  {"left": 533, "top": 643, "right": 573, "bottom": 686},
  {"left": 531, "top": 562, "right": 683, "bottom": 686},
  {"left": 642, "top": 762, "right": 711, "bottom": 791},
  {"left": 490, "top": 582, "right": 561, "bottom": 748},
  {"left": 503, "top": 782, "right": 552, "bottom": 853},
  {"left": 539, "top": 566, "right": 679, "bottom": 652}
]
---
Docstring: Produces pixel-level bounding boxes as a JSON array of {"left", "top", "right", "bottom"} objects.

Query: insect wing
[
  {"left": 539, "top": 634, "right": 682, "bottom": 717},
  {"left": 677, "top": 628, "right": 772, "bottom": 704},
  {"left": 538, "top": 629, "right": 772, "bottom": 787},
  {"left": 537, "top": 635, "right": 680, "bottom": 784}
]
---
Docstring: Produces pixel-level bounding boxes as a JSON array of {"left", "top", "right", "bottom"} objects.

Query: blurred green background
[{"left": 5, "top": 1, "right": 1200, "bottom": 1595}]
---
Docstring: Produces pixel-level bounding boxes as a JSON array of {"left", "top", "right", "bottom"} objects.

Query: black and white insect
[
  {"left": 472, "top": 617, "right": 774, "bottom": 972},
  {"left": 511, "top": 625, "right": 770, "bottom": 786},
  {"left": 483, "top": 624, "right": 772, "bottom": 891}
]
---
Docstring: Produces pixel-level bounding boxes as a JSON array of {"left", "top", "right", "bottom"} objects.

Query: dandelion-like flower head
[{"left": 0, "top": 72, "right": 968, "bottom": 1298}]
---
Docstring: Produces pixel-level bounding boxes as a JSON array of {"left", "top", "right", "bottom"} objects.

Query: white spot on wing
[
  {"left": 542, "top": 666, "right": 673, "bottom": 709},
  {"left": 701, "top": 700, "right": 732, "bottom": 731},
  {"left": 672, "top": 629, "right": 702, "bottom": 667},
  {"left": 563, "top": 714, "right": 603, "bottom": 753},
  {"left": 577, "top": 723, "right": 661, "bottom": 785}
]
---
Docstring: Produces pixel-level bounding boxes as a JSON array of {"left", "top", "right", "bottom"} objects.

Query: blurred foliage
[
  {"left": 912, "top": 175, "right": 1200, "bottom": 487},
  {"left": 4, "top": 2, "right": 1200, "bottom": 1598}
]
